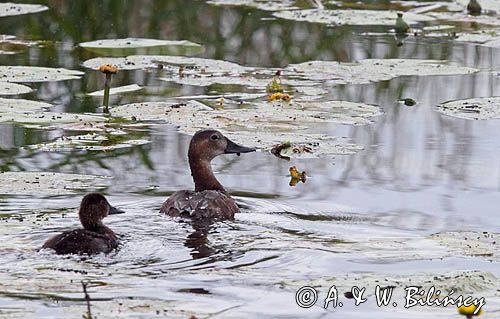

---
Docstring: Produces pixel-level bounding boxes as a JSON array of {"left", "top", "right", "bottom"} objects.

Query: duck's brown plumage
[
  {"left": 42, "top": 193, "right": 124, "bottom": 255},
  {"left": 160, "top": 130, "right": 255, "bottom": 220}
]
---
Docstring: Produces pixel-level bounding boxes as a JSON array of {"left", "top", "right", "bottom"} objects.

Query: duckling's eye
[{"left": 210, "top": 134, "right": 219, "bottom": 140}]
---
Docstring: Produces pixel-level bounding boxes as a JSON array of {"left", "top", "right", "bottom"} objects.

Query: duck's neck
[
  {"left": 80, "top": 218, "right": 104, "bottom": 232},
  {"left": 189, "top": 156, "right": 226, "bottom": 193}
]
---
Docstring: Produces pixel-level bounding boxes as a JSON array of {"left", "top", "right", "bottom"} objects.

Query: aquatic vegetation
[
  {"left": 98, "top": 64, "right": 118, "bottom": 113},
  {"left": 467, "top": 0, "right": 482, "bottom": 16},
  {"left": 28, "top": 132, "right": 150, "bottom": 152},
  {"left": 289, "top": 166, "right": 307, "bottom": 186},
  {"left": 79, "top": 38, "right": 202, "bottom": 56},
  {"left": 287, "top": 59, "right": 479, "bottom": 84},
  {"left": 437, "top": 97, "right": 500, "bottom": 120},
  {"left": 394, "top": 13, "right": 411, "bottom": 34},
  {"left": 0, "top": 3, "right": 48, "bottom": 17},
  {"left": 206, "top": 0, "right": 299, "bottom": 11},
  {"left": 0, "top": 97, "right": 51, "bottom": 112},
  {"left": 0, "top": 66, "right": 83, "bottom": 83},
  {"left": 268, "top": 92, "right": 291, "bottom": 102},
  {"left": 273, "top": 9, "right": 435, "bottom": 26},
  {"left": 266, "top": 71, "right": 283, "bottom": 93},
  {"left": 458, "top": 304, "right": 483, "bottom": 317},
  {"left": 430, "top": 232, "right": 500, "bottom": 261},
  {"left": 87, "top": 84, "right": 143, "bottom": 97},
  {"left": 109, "top": 101, "right": 367, "bottom": 157},
  {"left": 0, "top": 172, "right": 110, "bottom": 196},
  {"left": 0, "top": 82, "right": 32, "bottom": 95}
]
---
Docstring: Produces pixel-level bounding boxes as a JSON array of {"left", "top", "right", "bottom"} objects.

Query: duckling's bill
[{"left": 109, "top": 205, "right": 125, "bottom": 214}]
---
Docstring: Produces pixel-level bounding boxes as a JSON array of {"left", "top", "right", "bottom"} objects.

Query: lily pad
[
  {"left": 0, "top": 66, "right": 83, "bottom": 83},
  {"left": 437, "top": 97, "right": 500, "bottom": 120},
  {"left": 431, "top": 231, "right": 500, "bottom": 260},
  {"left": 79, "top": 38, "right": 203, "bottom": 56},
  {"left": 273, "top": 9, "right": 435, "bottom": 26},
  {"left": 207, "top": 0, "right": 298, "bottom": 11},
  {"left": 110, "top": 100, "right": 377, "bottom": 158},
  {"left": 0, "top": 111, "right": 105, "bottom": 125},
  {"left": 87, "top": 84, "right": 143, "bottom": 97},
  {"left": 0, "top": 98, "right": 51, "bottom": 112},
  {"left": 82, "top": 55, "right": 249, "bottom": 73},
  {"left": 0, "top": 3, "right": 48, "bottom": 17},
  {"left": 0, "top": 83, "right": 32, "bottom": 95},
  {"left": 0, "top": 172, "right": 110, "bottom": 196},
  {"left": 287, "top": 59, "right": 478, "bottom": 84},
  {"left": 28, "top": 133, "right": 150, "bottom": 152},
  {"left": 428, "top": 12, "right": 500, "bottom": 26}
]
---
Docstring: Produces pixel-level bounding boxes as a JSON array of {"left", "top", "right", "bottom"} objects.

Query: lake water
[{"left": 0, "top": 1, "right": 499, "bottom": 318}]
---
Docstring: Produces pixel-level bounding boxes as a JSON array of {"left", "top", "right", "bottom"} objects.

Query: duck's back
[
  {"left": 160, "top": 190, "right": 239, "bottom": 220},
  {"left": 42, "top": 228, "right": 118, "bottom": 255}
]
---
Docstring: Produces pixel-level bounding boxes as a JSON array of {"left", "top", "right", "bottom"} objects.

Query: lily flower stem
[{"left": 102, "top": 73, "right": 111, "bottom": 113}]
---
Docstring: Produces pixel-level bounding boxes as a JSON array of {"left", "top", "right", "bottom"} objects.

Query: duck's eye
[{"left": 210, "top": 134, "right": 219, "bottom": 140}]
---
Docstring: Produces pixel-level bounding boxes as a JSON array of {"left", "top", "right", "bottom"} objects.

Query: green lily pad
[
  {"left": 28, "top": 132, "right": 150, "bottom": 152},
  {"left": 437, "top": 97, "right": 500, "bottom": 120},
  {"left": 273, "top": 9, "right": 435, "bottom": 26},
  {"left": 0, "top": 171, "right": 110, "bottom": 196},
  {"left": 0, "top": 97, "right": 51, "bottom": 112},
  {"left": 110, "top": 100, "right": 378, "bottom": 158},
  {"left": 0, "top": 3, "right": 48, "bottom": 17},
  {"left": 287, "top": 59, "right": 478, "bottom": 84},
  {"left": 0, "top": 111, "right": 105, "bottom": 125},
  {"left": 0, "top": 83, "right": 32, "bottom": 95},
  {"left": 431, "top": 231, "right": 500, "bottom": 260},
  {"left": 0, "top": 66, "right": 83, "bottom": 83},
  {"left": 79, "top": 38, "right": 203, "bottom": 56},
  {"left": 429, "top": 12, "right": 500, "bottom": 26},
  {"left": 207, "top": 0, "right": 298, "bottom": 11},
  {"left": 87, "top": 84, "right": 143, "bottom": 97}
]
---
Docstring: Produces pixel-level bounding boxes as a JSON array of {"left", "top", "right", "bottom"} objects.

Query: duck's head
[
  {"left": 79, "top": 193, "right": 124, "bottom": 230},
  {"left": 189, "top": 130, "right": 255, "bottom": 162}
]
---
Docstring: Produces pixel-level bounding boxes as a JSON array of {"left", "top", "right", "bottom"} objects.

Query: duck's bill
[
  {"left": 225, "top": 138, "right": 256, "bottom": 156},
  {"left": 109, "top": 206, "right": 125, "bottom": 215}
]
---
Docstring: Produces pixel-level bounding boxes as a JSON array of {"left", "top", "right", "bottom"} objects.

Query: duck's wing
[
  {"left": 41, "top": 229, "right": 117, "bottom": 255},
  {"left": 160, "top": 190, "right": 239, "bottom": 220}
]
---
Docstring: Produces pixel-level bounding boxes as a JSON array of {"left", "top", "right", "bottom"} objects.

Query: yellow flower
[
  {"left": 98, "top": 64, "right": 118, "bottom": 74},
  {"left": 458, "top": 304, "right": 483, "bottom": 316},
  {"left": 268, "top": 92, "right": 292, "bottom": 102}
]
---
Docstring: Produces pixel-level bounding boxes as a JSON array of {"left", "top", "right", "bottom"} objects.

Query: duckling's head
[
  {"left": 79, "top": 193, "right": 124, "bottom": 230},
  {"left": 189, "top": 130, "right": 255, "bottom": 162}
]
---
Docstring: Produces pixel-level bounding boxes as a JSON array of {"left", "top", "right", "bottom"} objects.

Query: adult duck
[{"left": 160, "top": 129, "right": 255, "bottom": 220}]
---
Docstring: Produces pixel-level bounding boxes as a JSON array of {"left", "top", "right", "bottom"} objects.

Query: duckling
[
  {"left": 467, "top": 0, "right": 482, "bottom": 16},
  {"left": 42, "top": 193, "right": 124, "bottom": 255},
  {"left": 160, "top": 130, "right": 255, "bottom": 220},
  {"left": 395, "top": 13, "right": 411, "bottom": 34}
]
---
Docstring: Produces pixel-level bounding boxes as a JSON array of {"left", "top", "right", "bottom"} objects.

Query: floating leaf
[
  {"left": 0, "top": 66, "right": 83, "bottom": 83},
  {"left": 0, "top": 3, "right": 48, "bottom": 17},
  {"left": 437, "top": 97, "right": 500, "bottom": 120},
  {"left": 273, "top": 9, "right": 435, "bottom": 26},
  {"left": 0, "top": 97, "right": 51, "bottom": 112},
  {"left": 287, "top": 59, "right": 478, "bottom": 84},
  {"left": 0, "top": 111, "right": 105, "bottom": 125},
  {"left": 28, "top": 132, "right": 150, "bottom": 152},
  {"left": 110, "top": 101, "right": 370, "bottom": 158},
  {"left": 0, "top": 82, "right": 32, "bottom": 95},
  {"left": 207, "top": 0, "right": 298, "bottom": 11},
  {"left": 0, "top": 172, "right": 110, "bottom": 196},
  {"left": 79, "top": 38, "right": 203, "bottom": 56},
  {"left": 87, "top": 84, "right": 143, "bottom": 97}
]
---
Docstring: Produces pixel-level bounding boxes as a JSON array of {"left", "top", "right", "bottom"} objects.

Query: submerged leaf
[{"left": 79, "top": 38, "right": 203, "bottom": 56}]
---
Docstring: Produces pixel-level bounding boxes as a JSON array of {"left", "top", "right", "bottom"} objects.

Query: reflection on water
[{"left": 1, "top": 0, "right": 500, "bottom": 318}]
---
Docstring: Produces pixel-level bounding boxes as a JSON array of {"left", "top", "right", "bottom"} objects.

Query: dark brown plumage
[
  {"left": 42, "top": 193, "right": 124, "bottom": 255},
  {"left": 160, "top": 130, "right": 255, "bottom": 220}
]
